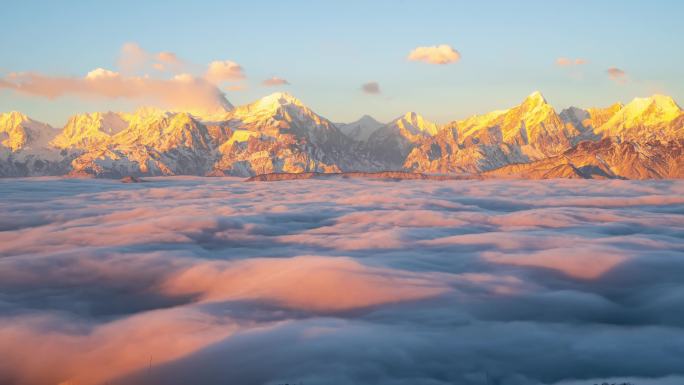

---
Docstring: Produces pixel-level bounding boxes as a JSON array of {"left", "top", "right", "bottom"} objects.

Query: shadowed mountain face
[{"left": 1, "top": 92, "right": 683, "bottom": 179}]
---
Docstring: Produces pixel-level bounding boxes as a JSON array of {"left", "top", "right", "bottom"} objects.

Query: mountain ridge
[{"left": 2, "top": 92, "right": 683, "bottom": 179}]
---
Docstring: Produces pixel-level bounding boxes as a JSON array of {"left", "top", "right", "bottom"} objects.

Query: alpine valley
[{"left": 1, "top": 91, "right": 682, "bottom": 179}]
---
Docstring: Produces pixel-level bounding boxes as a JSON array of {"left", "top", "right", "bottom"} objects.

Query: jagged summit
[
  {"left": 51, "top": 111, "right": 129, "bottom": 149},
  {"left": 524, "top": 91, "right": 548, "bottom": 105},
  {"left": 1, "top": 111, "right": 57, "bottom": 152},
  {"left": 1, "top": 111, "right": 30, "bottom": 123},
  {"left": 393, "top": 112, "right": 439, "bottom": 136}
]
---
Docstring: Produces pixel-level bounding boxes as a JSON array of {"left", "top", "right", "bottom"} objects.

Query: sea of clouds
[{"left": 1, "top": 177, "right": 683, "bottom": 385}]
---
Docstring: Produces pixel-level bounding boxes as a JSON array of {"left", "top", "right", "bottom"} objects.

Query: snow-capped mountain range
[{"left": 1, "top": 91, "right": 683, "bottom": 179}]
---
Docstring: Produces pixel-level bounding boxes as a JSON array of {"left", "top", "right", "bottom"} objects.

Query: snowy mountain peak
[
  {"left": 614, "top": 95, "right": 680, "bottom": 125},
  {"left": 627, "top": 94, "right": 681, "bottom": 116},
  {"left": 52, "top": 111, "right": 129, "bottom": 149},
  {"left": 594, "top": 94, "right": 683, "bottom": 142},
  {"left": 393, "top": 112, "right": 438, "bottom": 136},
  {"left": 257, "top": 92, "right": 305, "bottom": 108},
  {"left": 1, "top": 112, "right": 56, "bottom": 152},
  {"left": 521, "top": 91, "right": 549, "bottom": 109}
]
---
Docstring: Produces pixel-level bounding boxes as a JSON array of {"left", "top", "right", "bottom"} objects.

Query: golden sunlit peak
[
  {"left": 261, "top": 92, "right": 303, "bottom": 105},
  {"left": 524, "top": 91, "right": 547, "bottom": 104},
  {"left": 634, "top": 94, "right": 681, "bottom": 110},
  {"left": 247, "top": 92, "right": 308, "bottom": 114},
  {"left": 1, "top": 111, "right": 30, "bottom": 122},
  {"left": 402, "top": 111, "right": 420, "bottom": 120}
]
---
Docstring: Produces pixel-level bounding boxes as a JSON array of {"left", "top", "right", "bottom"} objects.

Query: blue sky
[{"left": 1, "top": 0, "right": 683, "bottom": 126}]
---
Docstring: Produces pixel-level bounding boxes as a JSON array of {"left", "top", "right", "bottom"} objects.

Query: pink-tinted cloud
[
  {"left": 161, "top": 256, "right": 449, "bottom": 311},
  {"left": 117, "top": 42, "right": 149, "bottom": 73},
  {"left": 361, "top": 81, "right": 381, "bottom": 94},
  {"left": 0, "top": 308, "right": 237, "bottom": 385},
  {"left": 0, "top": 69, "right": 231, "bottom": 114},
  {"left": 154, "top": 51, "right": 184, "bottom": 72},
  {"left": 262, "top": 76, "right": 290, "bottom": 86},
  {"left": 482, "top": 246, "right": 630, "bottom": 279},
  {"left": 607, "top": 67, "right": 627, "bottom": 84},
  {"left": 205, "top": 60, "right": 246, "bottom": 84},
  {"left": 1, "top": 178, "right": 683, "bottom": 385},
  {"left": 408, "top": 44, "right": 461, "bottom": 65},
  {"left": 117, "top": 42, "right": 186, "bottom": 74},
  {"left": 556, "top": 57, "right": 587, "bottom": 67}
]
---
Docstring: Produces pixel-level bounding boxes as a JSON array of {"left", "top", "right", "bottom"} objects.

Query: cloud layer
[
  {"left": 1, "top": 177, "right": 683, "bottom": 385},
  {"left": 408, "top": 44, "right": 461, "bottom": 65}
]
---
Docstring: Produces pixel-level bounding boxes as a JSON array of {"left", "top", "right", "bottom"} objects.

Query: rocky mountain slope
[
  {"left": 404, "top": 92, "right": 582, "bottom": 174},
  {"left": 210, "top": 92, "right": 378, "bottom": 176},
  {"left": 1, "top": 92, "right": 682, "bottom": 179},
  {"left": 484, "top": 138, "right": 684, "bottom": 179},
  {"left": 364, "top": 112, "right": 439, "bottom": 168}
]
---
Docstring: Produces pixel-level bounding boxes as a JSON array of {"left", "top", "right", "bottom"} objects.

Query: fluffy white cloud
[
  {"left": 85, "top": 68, "right": 120, "bottom": 80},
  {"left": 408, "top": 44, "right": 461, "bottom": 65}
]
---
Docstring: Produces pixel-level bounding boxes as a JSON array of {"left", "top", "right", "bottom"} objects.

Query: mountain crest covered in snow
[{"left": 2, "top": 91, "right": 683, "bottom": 179}]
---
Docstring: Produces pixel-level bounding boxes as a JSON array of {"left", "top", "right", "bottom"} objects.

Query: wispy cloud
[
  {"left": 261, "top": 76, "right": 290, "bottom": 86},
  {"left": 408, "top": 44, "right": 461, "bottom": 65},
  {"left": 361, "top": 81, "right": 381, "bottom": 94},
  {"left": 117, "top": 42, "right": 149, "bottom": 73},
  {"left": 154, "top": 51, "right": 184, "bottom": 72},
  {"left": 556, "top": 57, "right": 587, "bottom": 67},
  {"left": 607, "top": 67, "right": 628, "bottom": 84},
  {"left": 118, "top": 42, "right": 186, "bottom": 74}
]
